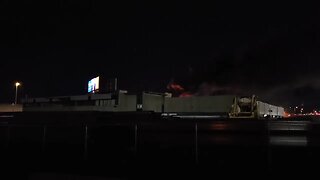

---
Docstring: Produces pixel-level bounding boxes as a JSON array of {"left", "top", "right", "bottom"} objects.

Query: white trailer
[
  {"left": 140, "top": 93, "right": 285, "bottom": 119},
  {"left": 256, "top": 101, "right": 284, "bottom": 118},
  {"left": 229, "top": 95, "right": 284, "bottom": 119}
]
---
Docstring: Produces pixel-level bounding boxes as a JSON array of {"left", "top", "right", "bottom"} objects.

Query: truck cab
[{"left": 229, "top": 95, "right": 257, "bottom": 118}]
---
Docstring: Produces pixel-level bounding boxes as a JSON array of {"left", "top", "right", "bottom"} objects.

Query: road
[{"left": 1, "top": 112, "right": 320, "bottom": 179}]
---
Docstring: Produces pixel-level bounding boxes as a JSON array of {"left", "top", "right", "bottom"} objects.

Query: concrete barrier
[{"left": 0, "top": 104, "right": 23, "bottom": 112}]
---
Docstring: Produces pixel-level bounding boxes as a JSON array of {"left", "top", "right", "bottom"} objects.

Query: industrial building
[
  {"left": 19, "top": 76, "right": 284, "bottom": 118},
  {"left": 22, "top": 90, "right": 284, "bottom": 119},
  {"left": 22, "top": 90, "right": 136, "bottom": 112}
]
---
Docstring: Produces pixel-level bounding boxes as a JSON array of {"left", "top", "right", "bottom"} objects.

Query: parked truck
[{"left": 229, "top": 95, "right": 284, "bottom": 119}]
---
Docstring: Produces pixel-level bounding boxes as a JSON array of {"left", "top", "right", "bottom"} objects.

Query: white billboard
[{"left": 88, "top": 76, "right": 100, "bottom": 93}]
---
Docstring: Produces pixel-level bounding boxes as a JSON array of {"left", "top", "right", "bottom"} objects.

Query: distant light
[
  {"left": 137, "top": 104, "right": 142, "bottom": 109},
  {"left": 15, "top": 82, "right": 21, "bottom": 87}
]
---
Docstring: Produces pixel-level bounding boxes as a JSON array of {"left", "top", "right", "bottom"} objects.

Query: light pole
[{"left": 14, "top": 82, "right": 21, "bottom": 105}]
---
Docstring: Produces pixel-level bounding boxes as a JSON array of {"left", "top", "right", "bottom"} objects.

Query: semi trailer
[
  {"left": 140, "top": 92, "right": 284, "bottom": 119},
  {"left": 229, "top": 95, "right": 284, "bottom": 119}
]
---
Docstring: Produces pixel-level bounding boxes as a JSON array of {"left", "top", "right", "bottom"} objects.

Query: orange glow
[
  {"left": 179, "top": 92, "right": 192, "bottom": 97},
  {"left": 283, "top": 111, "right": 290, "bottom": 118},
  {"left": 167, "top": 83, "right": 184, "bottom": 92},
  {"left": 211, "top": 123, "right": 228, "bottom": 130}
]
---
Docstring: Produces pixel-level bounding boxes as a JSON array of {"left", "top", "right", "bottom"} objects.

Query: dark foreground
[{"left": 1, "top": 112, "right": 320, "bottom": 179}]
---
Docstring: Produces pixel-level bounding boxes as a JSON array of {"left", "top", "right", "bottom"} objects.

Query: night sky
[{"left": 1, "top": 1, "right": 320, "bottom": 110}]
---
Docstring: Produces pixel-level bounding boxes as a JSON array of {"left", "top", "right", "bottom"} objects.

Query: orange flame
[{"left": 167, "top": 82, "right": 185, "bottom": 92}]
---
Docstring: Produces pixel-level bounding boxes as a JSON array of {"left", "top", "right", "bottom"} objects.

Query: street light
[{"left": 14, "top": 82, "right": 21, "bottom": 105}]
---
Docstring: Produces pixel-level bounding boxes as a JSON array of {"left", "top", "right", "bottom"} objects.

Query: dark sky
[{"left": 1, "top": 1, "right": 320, "bottom": 110}]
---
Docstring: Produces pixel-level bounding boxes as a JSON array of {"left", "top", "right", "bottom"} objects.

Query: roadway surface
[{"left": 1, "top": 112, "right": 320, "bottom": 179}]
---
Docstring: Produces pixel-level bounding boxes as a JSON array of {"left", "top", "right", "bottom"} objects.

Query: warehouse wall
[
  {"left": 164, "top": 95, "right": 235, "bottom": 113},
  {"left": 142, "top": 93, "right": 164, "bottom": 112}
]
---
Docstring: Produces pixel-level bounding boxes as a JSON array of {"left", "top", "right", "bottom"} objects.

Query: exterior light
[{"left": 14, "top": 82, "right": 21, "bottom": 104}]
